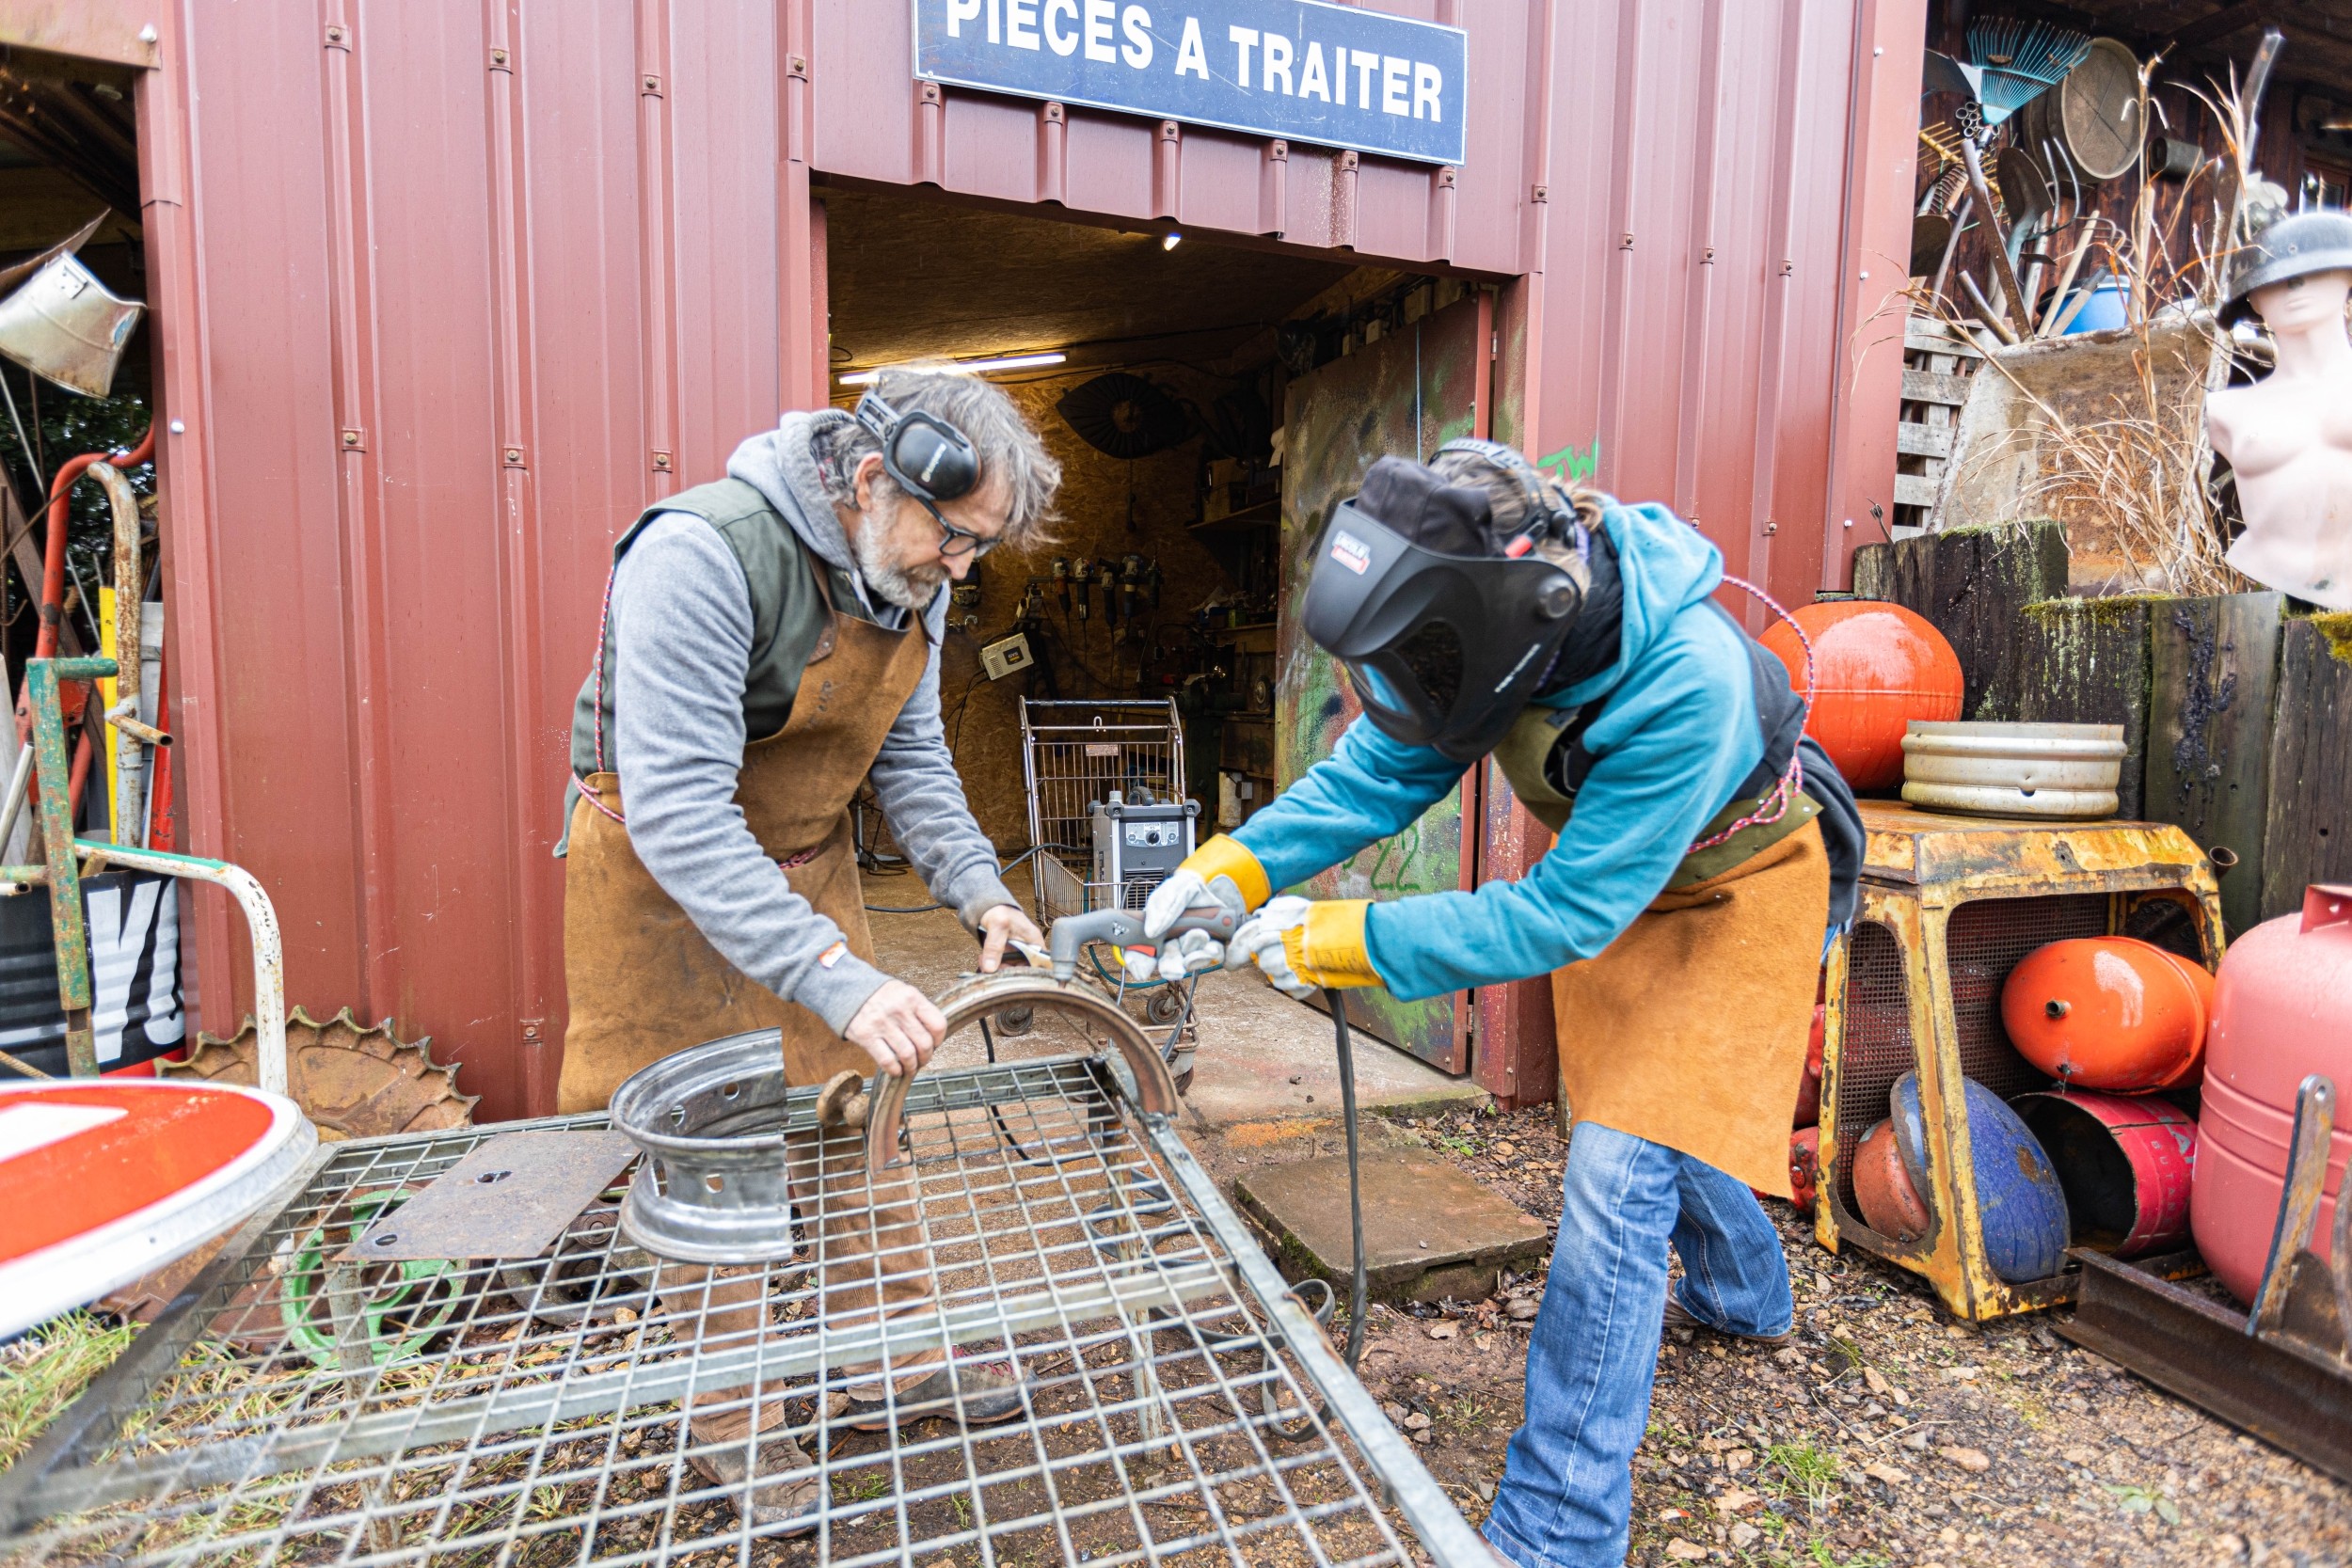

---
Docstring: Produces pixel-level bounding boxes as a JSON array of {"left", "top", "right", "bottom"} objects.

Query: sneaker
[
  {"left": 1661, "top": 1294, "right": 1791, "bottom": 1347},
  {"left": 687, "top": 1428, "right": 821, "bottom": 1536},
  {"left": 844, "top": 1353, "right": 1031, "bottom": 1432}
]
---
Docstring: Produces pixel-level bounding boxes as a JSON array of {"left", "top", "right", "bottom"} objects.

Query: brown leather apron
[
  {"left": 1550, "top": 820, "right": 1828, "bottom": 1197},
  {"left": 559, "top": 576, "right": 940, "bottom": 1406}
]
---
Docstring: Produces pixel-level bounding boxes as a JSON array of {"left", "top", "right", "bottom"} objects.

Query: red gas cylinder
[
  {"left": 2193, "top": 885, "right": 2352, "bottom": 1306},
  {"left": 1758, "top": 601, "right": 1963, "bottom": 790},
  {"left": 1788, "top": 1126, "right": 1820, "bottom": 1212},
  {"left": 1793, "top": 1005, "right": 1826, "bottom": 1129},
  {"left": 2001, "top": 936, "right": 2211, "bottom": 1092}
]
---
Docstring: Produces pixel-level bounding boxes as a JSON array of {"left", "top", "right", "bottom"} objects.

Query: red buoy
[
  {"left": 1853, "top": 1117, "right": 1931, "bottom": 1243},
  {"left": 1758, "top": 601, "right": 1963, "bottom": 790},
  {"left": 2001, "top": 936, "right": 2211, "bottom": 1092}
]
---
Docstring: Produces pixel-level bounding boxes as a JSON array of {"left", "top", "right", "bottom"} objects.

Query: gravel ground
[{"left": 1190, "top": 1101, "right": 2352, "bottom": 1568}]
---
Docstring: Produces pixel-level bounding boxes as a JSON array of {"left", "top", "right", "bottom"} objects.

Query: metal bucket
[
  {"left": 1900, "top": 721, "right": 2126, "bottom": 819},
  {"left": 2015, "top": 1088, "right": 2197, "bottom": 1259}
]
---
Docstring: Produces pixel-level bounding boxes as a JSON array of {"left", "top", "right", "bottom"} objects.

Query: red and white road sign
[{"left": 0, "top": 1079, "right": 313, "bottom": 1338}]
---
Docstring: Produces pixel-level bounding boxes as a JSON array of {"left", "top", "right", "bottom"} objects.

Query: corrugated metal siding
[
  {"left": 137, "top": 0, "right": 791, "bottom": 1117},
  {"left": 92, "top": 0, "right": 1915, "bottom": 1116},
  {"left": 1518, "top": 0, "right": 1918, "bottom": 619}
]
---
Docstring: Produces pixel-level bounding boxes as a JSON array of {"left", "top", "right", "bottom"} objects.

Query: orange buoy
[
  {"left": 1759, "top": 601, "right": 1963, "bottom": 789},
  {"left": 1853, "top": 1118, "right": 1931, "bottom": 1243},
  {"left": 2000, "top": 937, "right": 2211, "bottom": 1093}
]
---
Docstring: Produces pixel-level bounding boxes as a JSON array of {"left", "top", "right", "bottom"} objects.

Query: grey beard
[{"left": 853, "top": 510, "right": 946, "bottom": 610}]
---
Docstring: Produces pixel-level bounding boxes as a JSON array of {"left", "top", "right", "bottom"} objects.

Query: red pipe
[
  {"left": 15, "top": 425, "right": 155, "bottom": 818},
  {"left": 36, "top": 424, "right": 153, "bottom": 659}
]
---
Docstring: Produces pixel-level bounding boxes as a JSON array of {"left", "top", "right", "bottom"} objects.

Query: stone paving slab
[{"left": 1235, "top": 1153, "right": 1550, "bottom": 1305}]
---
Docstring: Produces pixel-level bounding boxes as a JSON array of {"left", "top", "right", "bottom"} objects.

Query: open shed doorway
[
  {"left": 0, "top": 42, "right": 176, "bottom": 1079},
  {"left": 821, "top": 184, "right": 1496, "bottom": 1070}
]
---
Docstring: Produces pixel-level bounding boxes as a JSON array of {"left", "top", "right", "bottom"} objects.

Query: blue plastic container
[
  {"left": 1891, "top": 1071, "right": 2072, "bottom": 1283},
  {"left": 2055, "top": 277, "right": 2128, "bottom": 336}
]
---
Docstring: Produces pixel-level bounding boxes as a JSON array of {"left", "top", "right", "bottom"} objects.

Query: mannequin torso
[{"left": 2204, "top": 268, "right": 2352, "bottom": 610}]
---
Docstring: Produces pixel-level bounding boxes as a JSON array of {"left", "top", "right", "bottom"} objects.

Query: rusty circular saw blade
[{"left": 161, "top": 1005, "right": 477, "bottom": 1140}]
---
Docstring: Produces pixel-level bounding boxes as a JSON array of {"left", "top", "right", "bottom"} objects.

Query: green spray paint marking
[{"left": 1537, "top": 439, "right": 1601, "bottom": 486}]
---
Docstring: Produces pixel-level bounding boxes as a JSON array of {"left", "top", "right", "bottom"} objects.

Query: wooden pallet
[{"left": 1893, "top": 319, "right": 1983, "bottom": 528}]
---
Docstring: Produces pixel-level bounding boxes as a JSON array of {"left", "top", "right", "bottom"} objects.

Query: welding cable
[
  {"left": 862, "top": 842, "right": 1079, "bottom": 914},
  {"left": 1327, "top": 987, "right": 1367, "bottom": 1370}
]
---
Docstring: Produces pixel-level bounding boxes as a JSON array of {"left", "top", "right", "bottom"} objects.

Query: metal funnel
[{"left": 0, "top": 214, "right": 145, "bottom": 398}]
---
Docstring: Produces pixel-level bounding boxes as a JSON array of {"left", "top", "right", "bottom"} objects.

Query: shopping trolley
[{"left": 1020, "top": 698, "right": 1190, "bottom": 924}]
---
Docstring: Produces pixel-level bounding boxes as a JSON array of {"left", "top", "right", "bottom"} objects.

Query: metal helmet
[
  {"left": 2221, "top": 208, "right": 2352, "bottom": 326},
  {"left": 1301, "top": 447, "right": 1587, "bottom": 764}
]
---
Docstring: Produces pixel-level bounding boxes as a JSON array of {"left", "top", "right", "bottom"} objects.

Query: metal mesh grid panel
[
  {"left": 1944, "top": 894, "right": 2109, "bottom": 1100},
  {"left": 3, "top": 1060, "right": 1473, "bottom": 1566},
  {"left": 1834, "top": 919, "right": 1915, "bottom": 1215},
  {"left": 1020, "top": 700, "right": 1186, "bottom": 924}
]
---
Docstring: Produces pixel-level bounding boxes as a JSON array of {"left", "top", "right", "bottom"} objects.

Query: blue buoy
[{"left": 1890, "top": 1071, "right": 2072, "bottom": 1283}]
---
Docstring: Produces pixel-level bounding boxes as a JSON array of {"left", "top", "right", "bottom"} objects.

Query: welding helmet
[
  {"left": 1302, "top": 442, "right": 1589, "bottom": 764},
  {"left": 2221, "top": 208, "right": 2352, "bottom": 326}
]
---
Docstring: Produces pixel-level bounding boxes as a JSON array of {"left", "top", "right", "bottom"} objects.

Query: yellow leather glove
[
  {"left": 1230, "top": 896, "right": 1383, "bottom": 997},
  {"left": 1139, "top": 834, "right": 1272, "bottom": 941}
]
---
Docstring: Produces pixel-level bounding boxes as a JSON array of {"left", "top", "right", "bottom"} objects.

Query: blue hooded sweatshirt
[{"left": 1232, "top": 499, "right": 1824, "bottom": 1002}]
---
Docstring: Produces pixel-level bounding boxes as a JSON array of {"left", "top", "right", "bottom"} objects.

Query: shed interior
[
  {"left": 0, "top": 42, "right": 155, "bottom": 841},
  {"left": 820, "top": 183, "right": 1481, "bottom": 870}
]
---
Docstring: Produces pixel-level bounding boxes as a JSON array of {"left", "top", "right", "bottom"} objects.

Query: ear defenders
[
  {"left": 853, "top": 389, "right": 979, "bottom": 503},
  {"left": 1434, "top": 436, "right": 1581, "bottom": 556}
]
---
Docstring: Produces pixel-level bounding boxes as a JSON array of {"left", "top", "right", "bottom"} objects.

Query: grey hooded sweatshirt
[{"left": 559, "top": 411, "right": 1015, "bottom": 1035}]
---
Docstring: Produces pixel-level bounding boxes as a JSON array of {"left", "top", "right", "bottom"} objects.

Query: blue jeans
[{"left": 1481, "top": 1122, "right": 1794, "bottom": 1568}]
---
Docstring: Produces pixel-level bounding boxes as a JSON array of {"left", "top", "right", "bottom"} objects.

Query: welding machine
[{"left": 1088, "top": 790, "right": 1199, "bottom": 911}]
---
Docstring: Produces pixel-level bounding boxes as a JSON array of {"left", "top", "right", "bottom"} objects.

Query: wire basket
[
  {"left": 1021, "top": 699, "right": 1187, "bottom": 925},
  {"left": 0, "top": 1053, "right": 1486, "bottom": 1565}
]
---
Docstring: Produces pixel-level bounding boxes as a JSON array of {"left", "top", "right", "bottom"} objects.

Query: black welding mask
[{"left": 1303, "top": 447, "right": 1588, "bottom": 764}]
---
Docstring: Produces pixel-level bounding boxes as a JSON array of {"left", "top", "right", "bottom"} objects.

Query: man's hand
[
  {"left": 975, "top": 903, "right": 1044, "bottom": 973},
  {"left": 845, "top": 980, "right": 948, "bottom": 1077}
]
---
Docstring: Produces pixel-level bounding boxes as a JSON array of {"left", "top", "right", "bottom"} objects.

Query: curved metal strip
[{"left": 865, "top": 973, "right": 1177, "bottom": 1180}]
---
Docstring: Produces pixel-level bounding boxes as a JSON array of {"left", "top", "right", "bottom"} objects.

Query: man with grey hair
[{"left": 555, "top": 369, "right": 1059, "bottom": 1533}]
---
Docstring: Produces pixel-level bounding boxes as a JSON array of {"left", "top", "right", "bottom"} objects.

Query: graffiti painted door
[{"left": 1277, "top": 295, "right": 1488, "bottom": 1071}]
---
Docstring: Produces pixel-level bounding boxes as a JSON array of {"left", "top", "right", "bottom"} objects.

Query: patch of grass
[
  {"left": 836, "top": 1470, "right": 891, "bottom": 1504},
  {"left": 1823, "top": 1336, "right": 1866, "bottom": 1371},
  {"left": 1765, "top": 1441, "right": 1842, "bottom": 1513},
  {"left": 2106, "top": 1482, "right": 2181, "bottom": 1525},
  {"left": 1, "top": 1311, "right": 135, "bottom": 1467},
  {"left": 1430, "top": 1132, "right": 1481, "bottom": 1159}
]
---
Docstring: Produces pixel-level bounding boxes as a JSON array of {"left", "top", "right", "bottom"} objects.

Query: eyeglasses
[{"left": 915, "top": 494, "right": 1005, "bottom": 559}]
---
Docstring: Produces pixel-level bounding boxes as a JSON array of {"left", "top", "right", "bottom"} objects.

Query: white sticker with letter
[{"left": 1329, "top": 530, "right": 1373, "bottom": 575}]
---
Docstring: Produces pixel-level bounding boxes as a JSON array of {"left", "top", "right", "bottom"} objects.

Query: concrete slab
[
  {"left": 861, "top": 871, "right": 1486, "bottom": 1128},
  {"left": 1234, "top": 1153, "right": 1550, "bottom": 1304}
]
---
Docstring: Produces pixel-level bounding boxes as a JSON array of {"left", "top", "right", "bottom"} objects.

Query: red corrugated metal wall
[{"left": 65, "top": 0, "right": 1916, "bottom": 1117}]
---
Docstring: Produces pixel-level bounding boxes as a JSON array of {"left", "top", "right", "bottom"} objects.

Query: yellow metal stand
[{"left": 1816, "top": 802, "right": 2224, "bottom": 1321}]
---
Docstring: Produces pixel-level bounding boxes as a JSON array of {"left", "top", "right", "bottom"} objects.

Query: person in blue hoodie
[{"left": 1139, "top": 441, "right": 1860, "bottom": 1568}]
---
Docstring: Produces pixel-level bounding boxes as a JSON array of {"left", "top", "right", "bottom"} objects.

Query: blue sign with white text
[{"left": 914, "top": 0, "right": 1467, "bottom": 166}]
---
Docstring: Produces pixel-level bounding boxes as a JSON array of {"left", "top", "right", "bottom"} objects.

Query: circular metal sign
[{"left": 0, "top": 1078, "right": 314, "bottom": 1337}]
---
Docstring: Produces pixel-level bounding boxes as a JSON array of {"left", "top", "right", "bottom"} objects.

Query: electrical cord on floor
[
  {"left": 862, "top": 843, "right": 1080, "bottom": 913},
  {"left": 1326, "top": 988, "right": 1366, "bottom": 1371}
]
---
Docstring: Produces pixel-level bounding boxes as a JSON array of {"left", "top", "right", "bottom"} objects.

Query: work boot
[
  {"left": 687, "top": 1424, "right": 822, "bottom": 1536},
  {"left": 1661, "top": 1293, "right": 1791, "bottom": 1347},
  {"left": 844, "top": 1352, "right": 1032, "bottom": 1432}
]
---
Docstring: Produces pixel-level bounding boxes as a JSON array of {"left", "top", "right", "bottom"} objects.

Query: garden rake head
[{"left": 1925, "top": 17, "right": 2092, "bottom": 141}]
